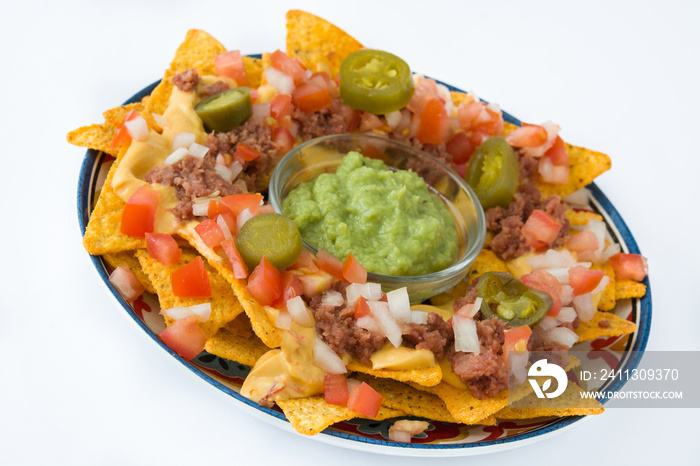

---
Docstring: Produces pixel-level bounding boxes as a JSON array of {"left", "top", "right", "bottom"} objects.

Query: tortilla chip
[
  {"left": 135, "top": 249, "right": 244, "bottom": 338},
  {"left": 615, "top": 280, "right": 647, "bottom": 299},
  {"left": 346, "top": 359, "right": 442, "bottom": 387},
  {"left": 103, "top": 250, "right": 156, "bottom": 294},
  {"left": 66, "top": 123, "right": 119, "bottom": 156},
  {"left": 242, "top": 56, "right": 263, "bottom": 88},
  {"left": 276, "top": 395, "right": 404, "bottom": 436},
  {"left": 565, "top": 209, "right": 603, "bottom": 226},
  {"left": 592, "top": 262, "right": 616, "bottom": 311},
  {"left": 576, "top": 311, "right": 637, "bottom": 342},
  {"left": 204, "top": 314, "right": 269, "bottom": 366},
  {"left": 285, "top": 10, "right": 363, "bottom": 76},
  {"left": 103, "top": 102, "right": 144, "bottom": 127},
  {"left": 450, "top": 91, "right": 469, "bottom": 108},
  {"left": 496, "top": 384, "right": 604, "bottom": 419},
  {"left": 353, "top": 374, "right": 458, "bottom": 423},
  {"left": 409, "top": 382, "right": 505, "bottom": 424},
  {"left": 468, "top": 249, "right": 509, "bottom": 281}
]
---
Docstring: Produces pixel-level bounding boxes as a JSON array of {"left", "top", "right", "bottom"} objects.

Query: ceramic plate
[{"left": 77, "top": 77, "right": 651, "bottom": 456}]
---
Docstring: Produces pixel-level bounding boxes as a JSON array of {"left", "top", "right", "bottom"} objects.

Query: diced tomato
[
  {"left": 362, "top": 144, "right": 385, "bottom": 160},
  {"left": 354, "top": 296, "right": 370, "bottom": 318},
  {"left": 347, "top": 382, "right": 382, "bottom": 418},
  {"left": 110, "top": 109, "right": 138, "bottom": 149},
  {"left": 324, "top": 373, "right": 349, "bottom": 406},
  {"left": 608, "top": 253, "right": 648, "bottom": 281},
  {"left": 317, "top": 248, "right": 344, "bottom": 281},
  {"left": 521, "top": 209, "right": 563, "bottom": 251},
  {"left": 292, "top": 270, "right": 334, "bottom": 298},
  {"left": 457, "top": 101, "right": 483, "bottom": 129},
  {"left": 220, "top": 193, "right": 263, "bottom": 217},
  {"left": 214, "top": 50, "right": 247, "bottom": 86},
  {"left": 271, "top": 271, "right": 304, "bottom": 308},
  {"left": 545, "top": 135, "right": 569, "bottom": 167},
  {"left": 566, "top": 230, "right": 599, "bottom": 253},
  {"left": 220, "top": 238, "right": 249, "bottom": 279},
  {"left": 342, "top": 253, "right": 367, "bottom": 284},
  {"left": 468, "top": 107, "right": 504, "bottom": 146},
  {"left": 171, "top": 256, "right": 212, "bottom": 298},
  {"left": 503, "top": 325, "right": 533, "bottom": 352},
  {"left": 445, "top": 131, "right": 475, "bottom": 164},
  {"left": 120, "top": 185, "right": 159, "bottom": 237},
  {"left": 539, "top": 156, "right": 570, "bottom": 184},
  {"left": 146, "top": 233, "right": 182, "bottom": 266},
  {"left": 207, "top": 200, "right": 236, "bottom": 233},
  {"left": 292, "top": 81, "right": 332, "bottom": 113},
  {"left": 158, "top": 315, "right": 207, "bottom": 360},
  {"left": 272, "top": 126, "right": 295, "bottom": 155},
  {"left": 109, "top": 265, "right": 146, "bottom": 302},
  {"left": 506, "top": 124, "right": 548, "bottom": 148},
  {"left": 415, "top": 96, "right": 450, "bottom": 145},
  {"left": 270, "top": 50, "right": 305, "bottom": 85},
  {"left": 270, "top": 94, "right": 294, "bottom": 121},
  {"left": 249, "top": 88, "right": 258, "bottom": 103},
  {"left": 288, "top": 250, "right": 319, "bottom": 273},
  {"left": 569, "top": 266, "right": 605, "bottom": 296},
  {"left": 234, "top": 142, "right": 260, "bottom": 162},
  {"left": 247, "top": 257, "right": 283, "bottom": 306},
  {"left": 521, "top": 269, "right": 563, "bottom": 316},
  {"left": 194, "top": 219, "right": 226, "bottom": 249}
]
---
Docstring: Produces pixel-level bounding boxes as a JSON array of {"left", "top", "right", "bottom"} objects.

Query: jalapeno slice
[
  {"left": 194, "top": 87, "right": 253, "bottom": 133},
  {"left": 236, "top": 213, "right": 303, "bottom": 271},
  {"left": 339, "top": 49, "right": 415, "bottom": 115},
  {"left": 464, "top": 136, "right": 519, "bottom": 211},
  {"left": 477, "top": 272, "right": 552, "bottom": 327}
]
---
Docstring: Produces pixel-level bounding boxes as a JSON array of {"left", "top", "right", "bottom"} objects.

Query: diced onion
[
  {"left": 384, "top": 110, "right": 402, "bottom": 128},
  {"left": 151, "top": 112, "right": 169, "bottom": 129},
  {"left": 356, "top": 315, "right": 381, "bottom": 334},
  {"left": 388, "top": 420, "right": 430, "bottom": 443},
  {"left": 581, "top": 219, "right": 606, "bottom": 263},
  {"left": 163, "top": 147, "right": 188, "bottom": 165},
  {"left": 313, "top": 337, "right": 347, "bottom": 374},
  {"left": 387, "top": 288, "right": 411, "bottom": 324},
  {"left": 216, "top": 215, "right": 234, "bottom": 241},
  {"left": 346, "top": 283, "right": 383, "bottom": 304},
  {"left": 388, "top": 429, "right": 411, "bottom": 443},
  {"left": 563, "top": 189, "right": 590, "bottom": 208},
  {"left": 453, "top": 315, "right": 480, "bottom": 353},
  {"left": 537, "top": 316, "right": 560, "bottom": 332},
  {"left": 455, "top": 296, "right": 482, "bottom": 318},
  {"left": 109, "top": 265, "right": 145, "bottom": 302},
  {"left": 369, "top": 301, "right": 402, "bottom": 347},
  {"left": 192, "top": 201, "right": 210, "bottom": 217},
  {"left": 321, "top": 290, "right": 344, "bottom": 307},
  {"left": 602, "top": 243, "right": 621, "bottom": 262},
  {"left": 545, "top": 327, "right": 579, "bottom": 348},
  {"left": 436, "top": 83, "right": 454, "bottom": 116},
  {"left": 573, "top": 292, "right": 595, "bottom": 322},
  {"left": 215, "top": 164, "right": 234, "bottom": 183},
  {"left": 591, "top": 275, "right": 611, "bottom": 295},
  {"left": 124, "top": 116, "right": 149, "bottom": 141},
  {"left": 172, "top": 131, "right": 195, "bottom": 150},
  {"left": 229, "top": 161, "right": 243, "bottom": 180},
  {"left": 264, "top": 67, "right": 294, "bottom": 94},
  {"left": 275, "top": 309, "right": 292, "bottom": 330},
  {"left": 556, "top": 306, "right": 577, "bottom": 324},
  {"left": 237, "top": 207, "right": 255, "bottom": 233},
  {"left": 527, "top": 249, "right": 577, "bottom": 269},
  {"left": 410, "top": 310, "right": 428, "bottom": 325},
  {"left": 162, "top": 303, "right": 212, "bottom": 322},
  {"left": 346, "top": 378, "right": 362, "bottom": 395},
  {"left": 560, "top": 285, "right": 574, "bottom": 306},
  {"left": 509, "top": 351, "right": 530, "bottom": 385},
  {"left": 544, "top": 267, "right": 570, "bottom": 284},
  {"left": 187, "top": 142, "right": 209, "bottom": 158},
  {"left": 286, "top": 296, "right": 314, "bottom": 327}
]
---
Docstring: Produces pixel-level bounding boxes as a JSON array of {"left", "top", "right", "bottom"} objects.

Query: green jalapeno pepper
[
  {"left": 194, "top": 87, "right": 253, "bottom": 133},
  {"left": 237, "top": 213, "right": 303, "bottom": 271},
  {"left": 477, "top": 272, "right": 552, "bottom": 327},
  {"left": 464, "top": 136, "right": 519, "bottom": 211}
]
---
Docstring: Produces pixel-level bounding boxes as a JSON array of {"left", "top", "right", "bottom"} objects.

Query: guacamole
[{"left": 282, "top": 151, "right": 458, "bottom": 276}]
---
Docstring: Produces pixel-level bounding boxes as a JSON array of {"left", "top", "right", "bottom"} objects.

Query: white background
[{"left": 1, "top": 0, "right": 699, "bottom": 464}]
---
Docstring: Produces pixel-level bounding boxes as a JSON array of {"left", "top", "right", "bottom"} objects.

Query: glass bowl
[{"left": 268, "top": 133, "right": 486, "bottom": 302}]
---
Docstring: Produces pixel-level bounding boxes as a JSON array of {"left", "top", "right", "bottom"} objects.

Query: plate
[{"left": 77, "top": 78, "right": 651, "bottom": 456}]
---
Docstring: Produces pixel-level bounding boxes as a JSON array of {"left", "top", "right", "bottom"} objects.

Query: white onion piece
[
  {"left": 192, "top": 201, "right": 210, "bottom": 217},
  {"left": 537, "top": 316, "right": 559, "bottom": 332},
  {"left": 602, "top": 243, "right": 621, "bottom": 262},
  {"left": 563, "top": 189, "right": 590, "bottom": 208},
  {"left": 109, "top": 265, "right": 145, "bottom": 302},
  {"left": 546, "top": 327, "right": 579, "bottom": 348},
  {"left": 387, "top": 288, "right": 411, "bottom": 324},
  {"left": 527, "top": 249, "right": 577, "bottom": 269},
  {"left": 346, "top": 283, "right": 383, "bottom": 303},
  {"left": 456, "top": 296, "right": 482, "bottom": 318},
  {"left": 410, "top": 310, "right": 428, "bottom": 325},
  {"left": 384, "top": 110, "right": 402, "bottom": 128},
  {"left": 286, "top": 296, "right": 314, "bottom": 327},
  {"left": 187, "top": 142, "right": 209, "bottom": 158},
  {"left": 544, "top": 267, "right": 570, "bottom": 284},
  {"left": 151, "top": 112, "right": 169, "bottom": 129},
  {"left": 124, "top": 116, "right": 149, "bottom": 141},
  {"left": 556, "top": 306, "right": 577, "bottom": 324},
  {"left": 251, "top": 102, "right": 271, "bottom": 123},
  {"left": 509, "top": 351, "right": 530, "bottom": 385},
  {"left": 264, "top": 67, "right": 294, "bottom": 94},
  {"left": 453, "top": 315, "right": 480, "bottom": 353},
  {"left": 576, "top": 262, "right": 593, "bottom": 269},
  {"left": 216, "top": 215, "right": 233, "bottom": 241},
  {"left": 560, "top": 285, "right": 574, "bottom": 306},
  {"left": 388, "top": 420, "right": 430, "bottom": 443},
  {"left": 436, "top": 83, "right": 454, "bottom": 116},
  {"left": 172, "top": 131, "right": 195, "bottom": 150},
  {"left": 303, "top": 69, "right": 313, "bottom": 80},
  {"left": 163, "top": 147, "right": 188, "bottom": 165},
  {"left": 275, "top": 310, "right": 292, "bottom": 330},
  {"left": 369, "top": 301, "right": 402, "bottom": 347},
  {"left": 356, "top": 315, "right": 381, "bottom": 334},
  {"left": 346, "top": 378, "right": 362, "bottom": 395},
  {"left": 162, "top": 303, "right": 211, "bottom": 322},
  {"left": 232, "top": 179, "right": 248, "bottom": 192},
  {"left": 388, "top": 428, "right": 412, "bottom": 443},
  {"left": 592, "top": 275, "right": 611, "bottom": 295},
  {"left": 321, "top": 290, "right": 344, "bottom": 307},
  {"left": 573, "top": 293, "right": 595, "bottom": 322},
  {"left": 313, "top": 337, "right": 347, "bottom": 374},
  {"left": 583, "top": 219, "right": 607, "bottom": 263},
  {"left": 229, "top": 161, "right": 244, "bottom": 180},
  {"left": 215, "top": 164, "right": 235, "bottom": 183},
  {"left": 237, "top": 207, "right": 255, "bottom": 233}
]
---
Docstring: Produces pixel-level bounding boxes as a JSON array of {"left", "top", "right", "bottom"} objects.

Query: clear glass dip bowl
[{"left": 268, "top": 133, "right": 486, "bottom": 303}]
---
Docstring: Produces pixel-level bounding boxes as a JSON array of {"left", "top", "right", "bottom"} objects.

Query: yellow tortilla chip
[
  {"left": 565, "top": 209, "right": 603, "bottom": 226},
  {"left": 103, "top": 250, "right": 156, "bottom": 294},
  {"left": 576, "top": 311, "right": 637, "bottom": 342},
  {"left": 242, "top": 56, "right": 263, "bottom": 88},
  {"left": 347, "top": 359, "right": 442, "bottom": 388},
  {"left": 276, "top": 395, "right": 404, "bottom": 436},
  {"left": 410, "top": 382, "right": 506, "bottom": 425},
  {"left": 431, "top": 249, "right": 508, "bottom": 306},
  {"left": 615, "top": 280, "right": 647, "bottom": 299},
  {"left": 66, "top": 123, "right": 119, "bottom": 156},
  {"left": 204, "top": 314, "right": 270, "bottom": 366},
  {"left": 496, "top": 384, "right": 603, "bottom": 419},
  {"left": 592, "top": 262, "right": 616, "bottom": 311},
  {"left": 103, "top": 102, "right": 144, "bottom": 127},
  {"left": 285, "top": 10, "right": 363, "bottom": 76},
  {"left": 135, "top": 249, "right": 244, "bottom": 338}
]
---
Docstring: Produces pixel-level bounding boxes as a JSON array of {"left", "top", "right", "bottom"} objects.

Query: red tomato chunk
[
  {"left": 158, "top": 315, "right": 207, "bottom": 360},
  {"left": 146, "top": 233, "right": 182, "bottom": 266},
  {"left": 171, "top": 256, "right": 212, "bottom": 298},
  {"left": 120, "top": 185, "right": 159, "bottom": 237}
]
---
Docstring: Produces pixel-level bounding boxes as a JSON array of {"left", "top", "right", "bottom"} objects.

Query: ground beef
[
  {"left": 452, "top": 279, "right": 479, "bottom": 313},
  {"left": 310, "top": 283, "right": 385, "bottom": 364},
  {"left": 527, "top": 327, "right": 569, "bottom": 368},
  {"left": 172, "top": 69, "right": 199, "bottom": 92},
  {"left": 144, "top": 154, "right": 244, "bottom": 220},
  {"left": 486, "top": 182, "right": 570, "bottom": 261},
  {"left": 292, "top": 107, "right": 346, "bottom": 140},
  {"left": 402, "top": 313, "right": 454, "bottom": 360},
  {"left": 205, "top": 118, "right": 279, "bottom": 193},
  {"left": 449, "top": 317, "right": 509, "bottom": 399},
  {"left": 199, "top": 80, "right": 229, "bottom": 99}
]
